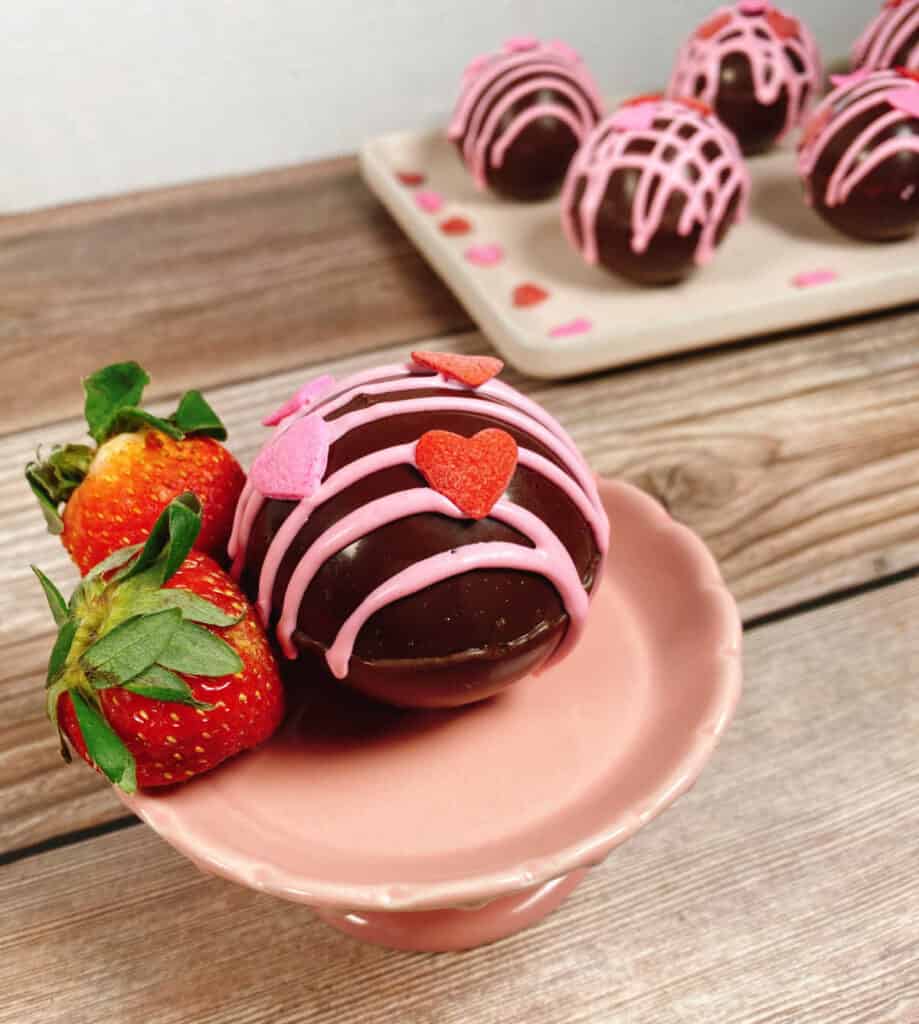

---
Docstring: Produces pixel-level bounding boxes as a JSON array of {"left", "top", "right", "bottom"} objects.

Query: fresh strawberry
[
  {"left": 26, "top": 362, "right": 244, "bottom": 574},
  {"left": 34, "top": 494, "right": 283, "bottom": 791}
]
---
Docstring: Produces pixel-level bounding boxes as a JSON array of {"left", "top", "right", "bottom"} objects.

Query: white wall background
[{"left": 3, "top": 1, "right": 873, "bottom": 212}]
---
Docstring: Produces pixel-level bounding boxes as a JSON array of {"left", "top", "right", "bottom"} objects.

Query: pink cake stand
[{"left": 124, "top": 480, "right": 742, "bottom": 952}]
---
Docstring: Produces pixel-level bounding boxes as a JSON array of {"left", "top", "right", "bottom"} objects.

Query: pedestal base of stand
[{"left": 314, "top": 869, "right": 588, "bottom": 952}]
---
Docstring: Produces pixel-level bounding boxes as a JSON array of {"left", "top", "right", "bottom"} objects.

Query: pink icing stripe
[
  {"left": 449, "top": 43, "right": 603, "bottom": 190},
  {"left": 257, "top": 443, "right": 418, "bottom": 625},
  {"left": 562, "top": 101, "right": 750, "bottom": 267},
  {"left": 854, "top": 1, "right": 919, "bottom": 71},
  {"left": 799, "top": 72, "right": 919, "bottom": 207},
  {"left": 668, "top": 3, "right": 822, "bottom": 141},
  {"left": 517, "top": 448, "right": 608, "bottom": 553},
  {"left": 323, "top": 502, "right": 589, "bottom": 679},
  {"left": 328, "top": 395, "right": 600, "bottom": 507}
]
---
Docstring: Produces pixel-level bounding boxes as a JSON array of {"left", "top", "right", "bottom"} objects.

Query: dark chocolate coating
[
  {"left": 457, "top": 72, "right": 600, "bottom": 201},
  {"left": 808, "top": 97, "right": 919, "bottom": 241},
  {"left": 564, "top": 134, "right": 744, "bottom": 286},
  {"left": 242, "top": 384, "right": 601, "bottom": 708},
  {"left": 709, "top": 52, "right": 793, "bottom": 156}
]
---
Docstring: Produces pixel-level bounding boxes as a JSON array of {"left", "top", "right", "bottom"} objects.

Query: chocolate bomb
[
  {"left": 448, "top": 37, "right": 603, "bottom": 201},
  {"left": 799, "top": 68, "right": 919, "bottom": 242},
  {"left": 561, "top": 97, "right": 750, "bottom": 286},
  {"left": 230, "top": 355, "right": 608, "bottom": 709},
  {"left": 668, "top": 1, "right": 822, "bottom": 155},
  {"left": 853, "top": 0, "right": 919, "bottom": 74}
]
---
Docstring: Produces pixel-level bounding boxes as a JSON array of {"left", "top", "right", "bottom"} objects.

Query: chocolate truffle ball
[
  {"left": 853, "top": 0, "right": 919, "bottom": 73},
  {"left": 561, "top": 96, "right": 751, "bottom": 286},
  {"left": 798, "top": 68, "right": 919, "bottom": 241},
  {"left": 668, "top": 1, "right": 822, "bottom": 155},
  {"left": 448, "top": 36, "right": 603, "bottom": 201},
  {"left": 229, "top": 353, "right": 608, "bottom": 709}
]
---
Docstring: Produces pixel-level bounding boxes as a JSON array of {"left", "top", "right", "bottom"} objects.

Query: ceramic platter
[
  {"left": 359, "top": 128, "right": 919, "bottom": 379},
  {"left": 125, "top": 480, "right": 742, "bottom": 953}
]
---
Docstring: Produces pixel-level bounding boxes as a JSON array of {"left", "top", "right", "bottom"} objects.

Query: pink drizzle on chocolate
[
  {"left": 798, "top": 69, "right": 919, "bottom": 207},
  {"left": 853, "top": 0, "right": 919, "bottom": 72},
  {"left": 668, "top": 1, "right": 822, "bottom": 142},
  {"left": 448, "top": 38, "right": 604, "bottom": 190},
  {"left": 561, "top": 99, "right": 750, "bottom": 267},
  {"left": 229, "top": 363, "right": 608, "bottom": 679}
]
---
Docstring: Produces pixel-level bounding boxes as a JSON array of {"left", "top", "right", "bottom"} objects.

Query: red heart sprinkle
[
  {"left": 513, "top": 283, "right": 549, "bottom": 307},
  {"left": 411, "top": 350, "right": 504, "bottom": 388},
  {"left": 765, "top": 9, "right": 800, "bottom": 40},
  {"left": 397, "top": 171, "right": 426, "bottom": 187},
  {"left": 416, "top": 429, "right": 518, "bottom": 519},
  {"left": 897, "top": 66, "right": 919, "bottom": 83},
  {"left": 697, "top": 12, "right": 732, "bottom": 39},
  {"left": 440, "top": 216, "right": 472, "bottom": 235},
  {"left": 622, "top": 92, "right": 664, "bottom": 108}
]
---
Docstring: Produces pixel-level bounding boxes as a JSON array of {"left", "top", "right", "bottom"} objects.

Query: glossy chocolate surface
[
  {"left": 809, "top": 103, "right": 919, "bottom": 241},
  {"left": 456, "top": 79, "right": 597, "bottom": 201},
  {"left": 564, "top": 157, "right": 743, "bottom": 286},
  {"left": 709, "top": 52, "right": 792, "bottom": 155},
  {"left": 241, "top": 386, "right": 601, "bottom": 707}
]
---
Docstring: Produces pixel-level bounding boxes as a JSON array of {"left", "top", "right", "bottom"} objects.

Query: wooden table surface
[{"left": 1, "top": 156, "right": 917, "bottom": 1024}]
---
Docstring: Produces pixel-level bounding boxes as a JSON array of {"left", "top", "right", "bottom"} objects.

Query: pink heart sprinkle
[
  {"left": 738, "top": 0, "right": 768, "bottom": 13},
  {"left": 504, "top": 35, "right": 539, "bottom": 53},
  {"left": 464, "top": 54, "right": 489, "bottom": 78},
  {"left": 465, "top": 243, "right": 504, "bottom": 267},
  {"left": 250, "top": 414, "right": 330, "bottom": 501},
  {"left": 550, "top": 318, "right": 592, "bottom": 338},
  {"left": 611, "top": 102, "right": 659, "bottom": 132},
  {"left": 887, "top": 86, "right": 919, "bottom": 118},
  {"left": 262, "top": 374, "right": 336, "bottom": 427},
  {"left": 415, "top": 190, "right": 445, "bottom": 213},
  {"left": 791, "top": 269, "right": 838, "bottom": 288},
  {"left": 830, "top": 69, "right": 870, "bottom": 90},
  {"left": 547, "top": 40, "right": 581, "bottom": 63}
]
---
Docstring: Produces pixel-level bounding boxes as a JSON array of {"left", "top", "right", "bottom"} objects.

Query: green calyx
[
  {"left": 25, "top": 361, "right": 228, "bottom": 534},
  {"left": 34, "top": 493, "right": 244, "bottom": 793}
]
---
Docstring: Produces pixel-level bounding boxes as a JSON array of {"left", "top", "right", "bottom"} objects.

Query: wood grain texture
[
  {"left": 3, "top": 309, "right": 919, "bottom": 854},
  {"left": 0, "top": 156, "right": 470, "bottom": 437},
  {"left": 2, "top": 577, "right": 917, "bottom": 1024}
]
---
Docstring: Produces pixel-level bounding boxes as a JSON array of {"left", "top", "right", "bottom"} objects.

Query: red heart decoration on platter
[
  {"left": 766, "top": 9, "right": 800, "bottom": 40},
  {"left": 440, "top": 216, "right": 473, "bottom": 235},
  {"left": 397, "top": 171, "right": 426, "bottom": 186},
  {"left": 512, "top": 283, "right": 549, "bottom": 308},
  {"left": 415, "top": 429, "right": 518, "bottom": 519},
  {"left": 411, "top": 350, "right": 504, "bottom": 388}
]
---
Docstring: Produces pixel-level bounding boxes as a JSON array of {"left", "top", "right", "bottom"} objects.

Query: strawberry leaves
[
  {"left": 69, "top": 692, "right": 137, "bottom": 793},
  {"left": 25, "top": 444, "right": 94, "bottom": 533},
  {"left": 34, "top": 495, "right": 248, "bottom": 791},
  {"left": 83, "top": 362, "right": 229, "bottom": 446}
]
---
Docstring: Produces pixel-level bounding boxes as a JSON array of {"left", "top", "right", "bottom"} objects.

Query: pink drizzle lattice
[
  {"left": 853, "top": 0, "right": 919, "bottom": 72},
  {"left": 561, "top": 99, "right": 750, "bottom": 267}
]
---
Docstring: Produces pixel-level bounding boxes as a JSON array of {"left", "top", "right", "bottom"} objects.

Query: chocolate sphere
[
  {"left": 561, "top": 97, "right": 750, "bottom": 286},
  {"left": 668, "top": 1, "right": 822, "bottom": 155},
  {"left": 448, "top": 37, "right": 603, "bottom": 201},
  {"left": 853, "top": 0, "right": 919, "bottom": 74},
  {"left": 230, "top": 355, "right": 608, "bottom": 709},
  {"left": 799, "top": 69, "right": 919, "bottom": 241}
]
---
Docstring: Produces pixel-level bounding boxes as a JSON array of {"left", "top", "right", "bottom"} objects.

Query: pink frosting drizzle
[
  {"left": 448, "top": 40, "right": 603, "bottom": 190},
  {"left": 791, "top": 269, "right": 837, "bottom": 288},
  {"left": 230, "top": 365, "right": 609, "bottom": 677},
  {"left": 561, "top": 99, "right": 750, "bottom": 266},
  {"left": 798, "top": 70, "right": 919, "bottom": 207},
  {"left": 668, "top": 1, "right": 822, "bottom": 142},
  {"left": 853, "top": 0, "right": 919, "bottom": 72}
]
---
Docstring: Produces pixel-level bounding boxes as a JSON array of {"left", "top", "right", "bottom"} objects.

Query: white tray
[{"left": 359, "top": 128, "right": 919, "bottom": 379}]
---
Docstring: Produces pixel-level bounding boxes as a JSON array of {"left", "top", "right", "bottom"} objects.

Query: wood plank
[
  {"left": 2, "top": 308, "right": 919, "bottom": 854},
  {"left": 0, "top": 157, "right": 470, "bottom": 437},
  {"left": 1, "top": 576, "right": 916, "bottom": 1024}
]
